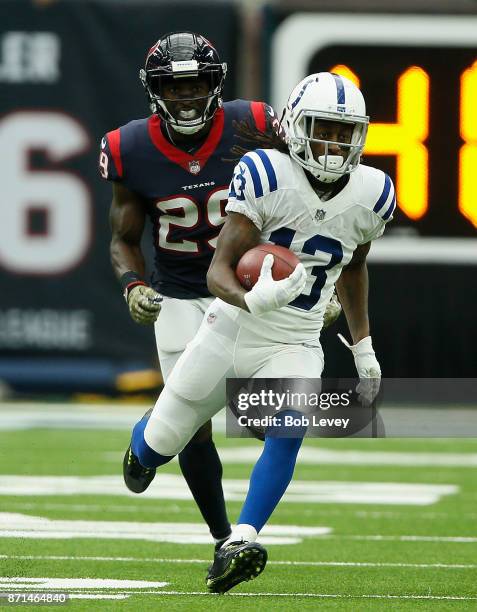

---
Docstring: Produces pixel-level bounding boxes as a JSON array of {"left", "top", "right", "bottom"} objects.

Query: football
[{"left": 236, "top": 244, "right": 300, "bottom": 289}]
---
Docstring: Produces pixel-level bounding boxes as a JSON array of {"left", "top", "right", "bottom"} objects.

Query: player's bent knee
[{"left": 144, "top": 417, "right": 191, "bottom": 457}]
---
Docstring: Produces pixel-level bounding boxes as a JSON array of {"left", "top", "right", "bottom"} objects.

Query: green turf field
[{"left": 0, "top": 407, "right": 476, "bottom": 610}]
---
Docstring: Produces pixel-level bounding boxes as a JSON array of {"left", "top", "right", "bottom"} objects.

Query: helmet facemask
[
  {"left": 140, "top": 60, "right": 227, "bottom": 134},
  {"left": 288, "top": 110, "right": 368, "bottom": 183}
]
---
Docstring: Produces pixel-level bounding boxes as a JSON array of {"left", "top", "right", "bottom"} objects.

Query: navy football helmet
[{"left": 140, "top": 32, "right": 227, "bottom": 134}]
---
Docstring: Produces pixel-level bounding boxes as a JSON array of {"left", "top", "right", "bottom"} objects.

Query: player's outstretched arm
[
  {"left": 336, "top": 241, "right": 381, "bottom": 387},
  {"left": 336, "top": 242, "right": 371, "bottom": 344},
  {"left": 110, "top": 182, "right": 162, "bottom": 324},
  {"left": 207, "top": 212, "right": 261, "bottom": 311}
]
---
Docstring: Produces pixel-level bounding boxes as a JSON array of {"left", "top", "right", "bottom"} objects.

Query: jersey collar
[
  {"left": 147, "top": 109, "right": 225, "bottom": 174},
  {"left": 298, "top": 163, "right": 353, "bottom": 221}
]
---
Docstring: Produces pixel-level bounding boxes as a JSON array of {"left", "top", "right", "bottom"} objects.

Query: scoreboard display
[{"left": 271, "top": 14, "right": 477, "bottom": 239}]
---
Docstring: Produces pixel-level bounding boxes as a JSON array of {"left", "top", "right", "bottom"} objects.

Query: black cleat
[
  {"left": 206, "top": 540, "right": 267, "bottom": 593},
  {"left": 123, "top": 445, "right": 156, "bottom": 493},
  {"left": 214, "top": 536, "right": 231, "bottom": 552},
  {"left": 123, "top": 408, "right": 156, "bottom": 494},
  {"left": 207, "top": 537, "right": 232, "bottom": 576}
]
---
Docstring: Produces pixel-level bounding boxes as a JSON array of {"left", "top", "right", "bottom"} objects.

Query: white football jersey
[{"left": 222, "top": 148, "right": 395, "bottom": 344}]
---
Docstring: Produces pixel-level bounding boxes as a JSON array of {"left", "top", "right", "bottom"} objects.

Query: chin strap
[
  {"left": 158, "top": 93, "right": 219, "bottom": 136},
  {"left": 310, "top": 155, "right": 345, "bottom": 183}
]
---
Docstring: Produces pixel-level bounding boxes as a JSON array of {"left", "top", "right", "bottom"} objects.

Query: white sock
[
  {"left": 222, "top": 524, "right": 258, "bottom": 547},
  {"left": 213, "top": 534, "right": 230, "bottom": 545}
]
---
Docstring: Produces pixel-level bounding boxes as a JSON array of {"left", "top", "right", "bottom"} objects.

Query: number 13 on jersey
[{"left": 269, "top": 227, "right": 343, "bottom": 311}]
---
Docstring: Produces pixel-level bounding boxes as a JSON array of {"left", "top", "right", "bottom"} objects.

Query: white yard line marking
[
  {"left": 4, "top": 588, "right": 476, "bottom": 601},
  {"left": 0, "top": 512, "right": 473, "bottom": 544},
  {"left": 0, "top": 513, "right": 329, "bottom": 545},
  {"left": 1, "top": 502, "right": 190, "bottom": 514},
  {"left": 3, "top": 593, "right": 131, "bottom": 600},
  {"left": 0, "top": 577, "right": 168, "bottom": 589},
  {"left": 0, "top": 475, "right": 458, "bottom": 505},
  {"left": 69, "top": 594, "right": 130, "bottom": 599},
  {"left": 0, "top": 406, "right": 145, "bottom": 431},
  {"left": 103, "top": 445, "right": 477, "bottom": 468},
  {"left": 213, "top": 447, "right": 477, "bottom": 467},
  {"left": 0, "top": 404, "right": 223, "bottom": 431},
  {"left": 4, "top": 502, "right": 477, "bottom": 521},
  {"left": 352, "top": 509, "right": 477, "bottom": 520},
  {"left": 67, "top": 590, "right": 477, "bottom": 601},
  {"left": 1, "top": 554, "right": 476, "bottom": 570},
  {"left": 0, "top": 512, "right": 474, "bottom": 544},
  {"left": 321, "top": 534, "right": 477, "bottom": 543}
]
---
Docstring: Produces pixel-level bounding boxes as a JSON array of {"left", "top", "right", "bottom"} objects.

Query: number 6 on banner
[{"left": 0, "top": 111, "right": 91, "bottom": 275}]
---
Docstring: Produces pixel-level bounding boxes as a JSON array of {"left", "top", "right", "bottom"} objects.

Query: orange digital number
[
  {"left": 331, "top": 65, "right": 430, "bottom": 221},
  {"left": 332, "top": 63, "right": 477, "bottom": 228},
  {"left": 459, "top": 61, "right": 477, "bottom": 228}
]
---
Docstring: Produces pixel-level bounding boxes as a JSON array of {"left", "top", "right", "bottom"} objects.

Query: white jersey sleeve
[
  {"left": 361, "top": 169, "right": 396, "bottom": 243},
  {"left": 226, "top": 150, "right": 280, "bottom": 230}
]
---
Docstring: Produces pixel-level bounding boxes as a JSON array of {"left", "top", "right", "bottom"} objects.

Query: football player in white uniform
[
  {"left": 127, "top": 72, "right": 395, "bottom": 592},
  {"left": 116, "top": 35, "right": 342, "bottom": 551}
]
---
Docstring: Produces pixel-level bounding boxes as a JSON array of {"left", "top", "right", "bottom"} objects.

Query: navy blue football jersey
[{"left": 100, "top": 100, "right": 280, "bottom": 298}]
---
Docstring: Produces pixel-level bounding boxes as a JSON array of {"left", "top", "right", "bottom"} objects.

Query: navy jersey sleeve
[
  {"left": 98, "top": 129, "right": 123, "bottom": 182},
  {"left": 250, "top": 101, "right": 285, "bottom": 139}
]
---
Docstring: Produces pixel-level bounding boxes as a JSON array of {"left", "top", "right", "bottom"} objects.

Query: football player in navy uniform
[{"left": 99, "top": 32, "right": 341, "bottom": 549}]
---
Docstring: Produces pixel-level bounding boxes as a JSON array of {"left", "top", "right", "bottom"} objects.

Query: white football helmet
[{"left": 284, "top": 72, "right": 369, "bottom": 183}]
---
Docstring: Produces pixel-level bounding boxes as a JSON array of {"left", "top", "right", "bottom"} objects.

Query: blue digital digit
[{"left": 269, "top": 227, "right": 343, "bottom": 311}]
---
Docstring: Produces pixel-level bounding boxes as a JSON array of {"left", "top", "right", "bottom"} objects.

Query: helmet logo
[
  {"left": 171, "top": 60, "right": 199, "bottom": 77},
  {"left": 331, "top": 73, "right": 346, "bottom": 105},
  {"left": 315, "top": 209, "right": 326, "bottom": 222},
  {"left": 188, "top": 160, "right": 201, "bottom": 174},
  {"left": 290, "top": 76, "right": 318, "bottom": 110}
]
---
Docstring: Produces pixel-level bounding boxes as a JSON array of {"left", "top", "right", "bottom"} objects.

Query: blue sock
[
  {"left": 237, "top": 410, "right": 306, "bottom": 532},
  {"left": 131, "top": 413, "right": 174, "bottom": 468}
]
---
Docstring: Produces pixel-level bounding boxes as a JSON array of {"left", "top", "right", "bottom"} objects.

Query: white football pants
[
  {"left": 145, "top": 300, "right": 324, "bottom": 457},
  {"left": 154, "top": 296, "right": 213, "bottom": 380}
]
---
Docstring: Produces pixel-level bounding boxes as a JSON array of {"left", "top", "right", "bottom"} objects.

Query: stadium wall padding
[{"left": 0, "top": 0, "right": 239, "bottom": 391}]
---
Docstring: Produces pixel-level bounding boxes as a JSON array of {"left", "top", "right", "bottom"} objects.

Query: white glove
[
  {"left": 323, "top": 289, "right": 342, "bottom": 329},
  {"left": 244, "top": 254, "right": 307, "bottom": 316},
  {"left": 338, "top": 334, "right": 381, "bottom": 405},
  {"left": 127, "top": 285, "right": 163, "bottom": 325}
]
